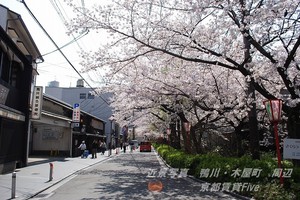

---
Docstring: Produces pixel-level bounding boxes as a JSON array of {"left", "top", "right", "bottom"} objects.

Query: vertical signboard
[
  {"left": 31, "top": 86, "right": 43, "bottom": 119},
  {"left": 72, "top": 103, "right": 80, "bottom": 127}
]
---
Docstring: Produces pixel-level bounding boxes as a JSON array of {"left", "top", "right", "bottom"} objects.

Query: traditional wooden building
[
  {"left": 30, "top": 93, "right": 106, "bottom": 157},
  {"left": 0, "top": 5, "right": 42, "bottom": 174}
]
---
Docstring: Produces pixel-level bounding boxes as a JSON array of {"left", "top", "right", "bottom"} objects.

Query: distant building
[
  {"left": 30, "top": 93, "right": 105, "bottom": 157},
  {"left": 48, "top": 80, "right": 59, "bottom": 88},
  {"left": 0, "top": 5, "right": 43, "bottom": 173},
  {"left": 44, "top": 79, "right": 119, "bottom": 146}
]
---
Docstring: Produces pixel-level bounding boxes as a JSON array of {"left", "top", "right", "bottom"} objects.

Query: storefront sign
[
  {"left": 42, "top": 127, "right": 63, "bottom": 140},
  {"left": 72, "top": 103, "right": 80, "bottom": 122},
  {"left": 31, "top": 86, "right": 43, "bottom": 119}
]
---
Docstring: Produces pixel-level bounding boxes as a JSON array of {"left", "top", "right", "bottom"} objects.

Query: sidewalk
[{"left": 0, "top": 151, "right": 115, "bottom": 200}]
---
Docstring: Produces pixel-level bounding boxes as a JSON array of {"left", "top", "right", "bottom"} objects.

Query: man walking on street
[
  {"left": 122, "top": 125, "right": 128, "bottom": 153},
  {"left": 91, "top": 140, "right": 98, "bottom": 159}
]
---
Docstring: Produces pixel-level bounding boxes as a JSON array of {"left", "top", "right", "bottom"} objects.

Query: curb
[{"left": 25, "top": 155, "right": 112, "bottom": 200}]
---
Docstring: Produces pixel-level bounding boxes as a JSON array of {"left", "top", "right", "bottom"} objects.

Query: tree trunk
[
  {"left": 181, "top": 122, "right": 191, "bottom": 153},
  {"left": 190, "top": 127, "right": 202, "bottom": 154},
  {"left": 190, "top": 128, "right": 196, "bottom": 153},
  {"left": 170, "top": 119, "right": 182, "bottom": 149},
  {"left": 176, "top": 119, "right": 181, "bottom": 149},
  {"left": 170, "top": 122, "right": 180, "bottom": 149},
  {"left": 234, "top": 129, "right": 244, "bottom": 157},
  {"left": 193, "top": 123, "right": 203, "bottom": 154},
  {"left": 248, "top": 82, "right": 260, "bottom": 160},
  {"left": 243, "top": 26, "right": 260, "bottom": 160}
]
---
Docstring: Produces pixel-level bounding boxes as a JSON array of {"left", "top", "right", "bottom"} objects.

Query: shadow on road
[
  {"left": 27, "top": 156, "right": 68, "bottom": 167},
  {"left": 78, "top": 153, "right": 236, "bottom": 200}
]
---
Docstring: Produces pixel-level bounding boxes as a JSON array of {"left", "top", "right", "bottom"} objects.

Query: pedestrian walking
[
  {"left": 99, "top": 141, "right": 106, "bottom": 155},
  {"left": 129, "top": 141, "right": 133, "bottom": 152},
  {"left": 122, "top": 125, "right": 128, "bottom": 153},
  {"left": 78, "top": 141, "right": 87, "bottom": 158},
  {"left": 123, "top": 143, "right": 126, "bottom": 153},
  {"left": 91, "top": 140, "right": 98, "bottom": 159}
]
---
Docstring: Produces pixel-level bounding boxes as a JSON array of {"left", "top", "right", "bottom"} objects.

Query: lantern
[{"left": 264, "top": 99, "right": 283, "bottom": 123}]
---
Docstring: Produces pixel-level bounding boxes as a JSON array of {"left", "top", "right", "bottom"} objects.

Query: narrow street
[{"left": 32, "top": 150, "right": 247, "bottom": 200}]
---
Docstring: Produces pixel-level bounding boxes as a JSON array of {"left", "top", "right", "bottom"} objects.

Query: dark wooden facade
[{"left": 0, "top": 5, "right": 42, "bottom": 174}]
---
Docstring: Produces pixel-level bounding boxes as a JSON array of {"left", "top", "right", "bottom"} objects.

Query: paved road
[{"left": 31, "top": 151, "right": 246, "bottom": 200}]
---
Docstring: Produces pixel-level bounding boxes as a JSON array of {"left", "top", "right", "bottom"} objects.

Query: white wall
[{"left": 32, "top": 124, "right": 70, "bottom": 151}]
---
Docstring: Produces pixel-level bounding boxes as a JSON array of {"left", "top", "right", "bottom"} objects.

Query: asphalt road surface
[{"left": 31, "top": 150, "right": 247, "bottom": 200}]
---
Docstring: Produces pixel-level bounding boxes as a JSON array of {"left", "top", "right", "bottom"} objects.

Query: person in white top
[{"left": 78, "top": 141, "right": 87, "bottom": 158}]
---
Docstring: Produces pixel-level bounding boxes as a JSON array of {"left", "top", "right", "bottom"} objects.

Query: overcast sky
[{"left": 0, "top": 0, "right": 104, "bottom": 88}]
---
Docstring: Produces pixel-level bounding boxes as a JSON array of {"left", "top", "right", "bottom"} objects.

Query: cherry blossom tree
[
  {"left": 92, "top": 53, "right": 257, "bottom": 154},
  {"left": 65, "top": 0, "right": 300, "bottom": 156}
]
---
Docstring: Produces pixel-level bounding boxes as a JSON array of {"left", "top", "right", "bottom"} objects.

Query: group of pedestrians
[{"left": 78, "top": 140, "right": 107, "bottom": 159}]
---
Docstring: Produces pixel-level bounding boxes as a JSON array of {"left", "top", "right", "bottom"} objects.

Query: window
[
  {"left": 1, "top": 52, "right": 10, "bottom": 83},
  {"left": 0, "top": 50, "right": 23, "bottom": 89},
  {"left": 88, "top": 93, "right": 95, "bottom": 99},
  {"left": 10, "top": 61, "right": 23, "bottom": 88},
  {"left": 79, "top": 93, "right": 86, "bottom": 99}
]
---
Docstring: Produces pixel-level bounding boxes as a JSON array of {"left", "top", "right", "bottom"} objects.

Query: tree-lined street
[
  {"left": 0, "top": 0, "right": 299, "bottom": 199},
  {"left": 35, "top": 151, "right": 245, "bottom": 200}
]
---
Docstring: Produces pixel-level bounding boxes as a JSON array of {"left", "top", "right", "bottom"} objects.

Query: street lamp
[
  {"left": 263, "top": 99, "right": 283, "bottom": 184},
  {"left": 109, "top": 115, "right": 115, "bottom": 156},
  {"left": 183, "top": 122, "right": 191, "bottom": 153}
]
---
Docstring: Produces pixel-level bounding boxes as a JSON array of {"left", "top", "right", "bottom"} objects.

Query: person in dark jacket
[{"left": 91, "top": 140, "right": 98, "bottom": 159}]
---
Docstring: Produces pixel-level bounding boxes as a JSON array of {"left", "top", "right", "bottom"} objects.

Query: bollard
[
  {"left": 49, "top": 163, "right": 53, "bottom": 181},
  {"left": 11, "top": 172, "right": 16, "bottom": 199}
]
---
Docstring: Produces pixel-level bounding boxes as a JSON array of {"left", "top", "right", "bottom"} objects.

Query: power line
[
  {"left": 41, "top": 31, "right": 88, "bottom": 57},
  {"left": 21, "top": 0, "right": 110, "bottom": 105},
  {"left": 50, "top": 0, "right": 87, "bottom": 51}
]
